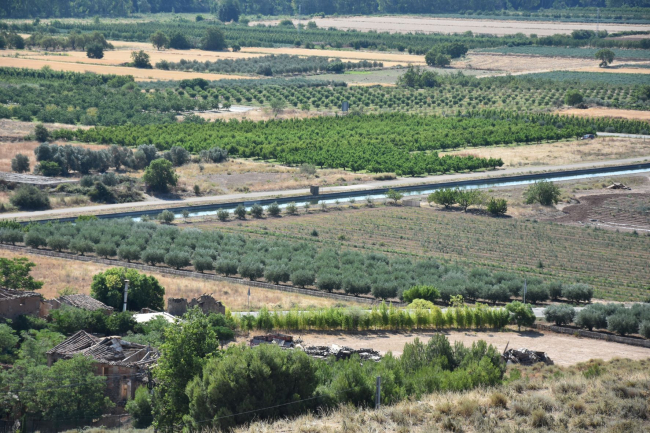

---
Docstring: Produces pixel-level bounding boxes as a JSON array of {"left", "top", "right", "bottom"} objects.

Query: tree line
[
  {"left": 156, "top": 54, "right": 383, "bottom": 76},
  {"left": 2, "top": 0, "right": 645, "bottom": 18},
  {"left": 0, "top": 218, "right": 594, "bottom": 304}
]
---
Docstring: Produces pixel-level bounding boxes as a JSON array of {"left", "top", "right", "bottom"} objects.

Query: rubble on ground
[
  {"left": 606, "top": 183, "right": 630, "bottom": 190},
  {"left": 302, "top": 344, "right": 382, "bottom": 362},
  {"left": 249, "top": 334, "right": 296, "bottom": 348},
  {"left": 247, "top": 334, "right": 383, "bottom": 361},
  {"left": 502, "top": 348, "right": 553, "bottom": 366}
]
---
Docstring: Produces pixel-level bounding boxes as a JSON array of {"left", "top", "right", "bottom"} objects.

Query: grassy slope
[{"left": 236, "top": 358, "right": 650, "bottom": 433}]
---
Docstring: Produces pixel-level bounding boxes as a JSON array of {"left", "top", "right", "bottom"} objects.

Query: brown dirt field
[
  {"left": 240, "top": 330, "right": 650, "bottom": 366},
  {"left": 0, "top": 118, "right": 88, "bottom": 139},
  {"left": 187, "top": 107, "right": 331, "bottom": 122},
  {"left": 0, "top": 56, "right": 254, "bottom": 81},
  {"left": 176, "top": 158, "right": 377, "bottom": 195},
  {"left": 556, "top": 107, "right": 650, "bottom": 122},
  {"left": 0, "top": 249, "right": 351, "bottom": 311},
  {"left": 252, "top": 16, "right": 650, "bottom": 37},
  {"left": 456, "top": 53, "right": 598, "bottom": 73},
  {"left": 442, "top": 137, "right": 650, "bottom": 168},
  {"left": 555, "top": 192, "right": 650, "bottom": 233}
]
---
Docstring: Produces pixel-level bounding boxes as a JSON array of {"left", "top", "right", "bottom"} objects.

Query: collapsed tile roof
[
  {"left": 59, "top": 294, "right": 114, "bottom": 312},
  {"left": 47, "top": 330, "right": 158, "bottom": 368},
  {"left": 0, "top": 287, "right": 42, "bottom": 300}
]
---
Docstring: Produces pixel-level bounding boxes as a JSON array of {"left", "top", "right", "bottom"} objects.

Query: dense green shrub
[
  {"left": 524, "top": 181, "right": 561, "bottom": 206},
  {"left": 402, "top": 285, "right": 440, "bottom": 303},
  {"left": 607, "top": 312, "right": 639, "bottom": 336},
  {"left": 91, "top": 268, "right": 165, "bottom": 311},
  {"left": 544, "top": 304, "right": 575, "bottom": 326},
  {"left": 9, "top": 185, "right": 50, "bottom": 210},
  {"left": 11, "top": 154, "right": 30, "bottom": 173},
  {"left": 506, "top": 301, "right": 536, "bottom": 331},
  {"left": 487, "top": 198, "right": 508, "bottom": 216},
  {"left": 562, "top": 283, "right": 594, "bottom": 303}
]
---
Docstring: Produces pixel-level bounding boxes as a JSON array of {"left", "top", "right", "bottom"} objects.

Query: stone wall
[{"left": 0, "top": 294, "right": 42, "bottom": 320}]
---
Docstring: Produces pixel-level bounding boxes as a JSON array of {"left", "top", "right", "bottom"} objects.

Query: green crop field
[
  {"left": 191, "top": 206, "right": 650, "bottom": 302},
  {"left": 476, "top": 46, "right": 650, "bottom": 59},
  {"left": 521, "top": 71, "right": 650, "bottom": 86}
]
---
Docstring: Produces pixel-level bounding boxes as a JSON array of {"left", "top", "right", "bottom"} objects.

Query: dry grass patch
[
  {"left": 176, "top": 158, "right": 376, "bottom": 195},
  {"left": 235, "top": 358, "right": 650, "bottom": 433},
  {"left": 0, "top": 249, "right": 351, "bottom": 311},
  {"left": 441, "top": 136, "right": 650, "bottom": 168},
  {"left": 556, "top": 107, "right": 650, "bottom": 122}
]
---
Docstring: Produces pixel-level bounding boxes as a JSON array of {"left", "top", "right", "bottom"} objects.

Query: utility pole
[
  {"left": 122, "top": 279, "right": 130, "bottom": 312},
  {"left": 597, "top": 8, "right": 600, "bottom": 34},
  {"left": 375, "top": 376, "right": 381, "bottom": 409},
  {"left": 297, "top": 4, "right": 301, "bottom": 38},
  {"left": 523, "top": 279, "right": 527, "bottom": 304}
]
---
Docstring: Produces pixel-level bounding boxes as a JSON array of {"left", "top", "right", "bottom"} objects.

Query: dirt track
[{"left": 274, "top": 330, "right": 650, "bottom": 366}]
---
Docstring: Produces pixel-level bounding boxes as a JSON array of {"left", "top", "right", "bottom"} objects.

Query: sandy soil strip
[
  {"left": 556, "top": 107, "right": 650, "bottom": 122},
  {"left": 277, "top": 330, "right": 650, "bottom": 366},
  {"left": 0, "top": 56, "right": 254, "bottom": 81},
  {"left": 241, "top": 47, "right": 425, "bottom": 65},
  {"left": 252, "top": 16, "right": 650, "bottom": 37}
]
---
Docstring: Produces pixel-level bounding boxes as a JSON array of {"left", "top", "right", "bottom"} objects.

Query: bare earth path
[
  {"left": 2, "top": 155, "right": 650, "bottom": 220},
  {"left": 263, "top": 330, "right": 650, "bottom": 366}
]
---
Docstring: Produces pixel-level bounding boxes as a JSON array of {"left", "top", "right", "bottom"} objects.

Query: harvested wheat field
[
  {"left": 557, "top": 107, "right": 650, "bottom": 122},
  {"left": 268, "top": 330, "right": 650, "bottom": 366},
  {"left": 240, "top": 46, "right": 426, "bottom": 65},
  {"left": 456, "top": 52, "right": 598, "bottom": 73},
  {"left": 0, "top": 56, "right": 253, "bottom": 81},
  {"left": 442, "top": 136, "right": 650, "bottom": 168},
  {"left": 0, "top": 249, "right": 352, "bottom": 311},
  {"left": 3, "top": 46, "right": 266, "bottom": 67},
  {"left": 252, "top": 16, "right": 650, "bottom": 36}
]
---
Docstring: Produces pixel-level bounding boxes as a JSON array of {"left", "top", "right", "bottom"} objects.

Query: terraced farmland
[{"left": 192, "top": 206, "right": 650, "bottom": 302}]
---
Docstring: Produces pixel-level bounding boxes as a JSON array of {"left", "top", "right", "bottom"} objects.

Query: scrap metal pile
[
  {"left": 249, "top": 334, "right": 382, "bottom": 361},
  {"left": 303, "top": 344, "right": 382, "bottom": 362},
  {"left": 502, "top": 348, "right": 553, "bottom": 366}
]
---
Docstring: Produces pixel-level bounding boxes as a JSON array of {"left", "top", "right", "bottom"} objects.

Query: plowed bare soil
[
  {"left": 252, "top": 16, "right": 650, "bottom": 37},
  {"left": 556, "top": 192, "right": 650, "bottom": 233}
]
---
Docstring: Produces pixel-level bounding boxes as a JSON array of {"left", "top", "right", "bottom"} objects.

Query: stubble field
[{"left": 251, "top": 16, "right": 650, "bottom": 36}]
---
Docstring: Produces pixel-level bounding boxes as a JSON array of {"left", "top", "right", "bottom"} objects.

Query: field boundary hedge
[
  {"left": 533, "top": 323, "right": 650, "bottom": 348},
  {"left": 0, "top": 243, "right": 401, "bottom": 306}
]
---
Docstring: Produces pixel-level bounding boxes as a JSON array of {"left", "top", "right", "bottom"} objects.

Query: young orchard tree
[
  {"left": 506, "top": 301, "right": 535, "bottom": 331},
  {"left": 428, "top": 188, "right": 456, "bottom": 209},
  {"left": 385, "top": 189, "right": 403, "bottom": 205}
]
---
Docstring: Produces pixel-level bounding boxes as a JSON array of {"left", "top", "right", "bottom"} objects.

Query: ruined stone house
[
  {"left": 167, "top": 293, "right": 225, "bottom": 316},
  {"left": 41, "top": 294, "right": 114, "bottom": 316},
  {"left": 0, "top": 287, "right": 42, "bottom": 320},
  {"left": 47, "top": 331, "right": 158, "bottom": 405}
]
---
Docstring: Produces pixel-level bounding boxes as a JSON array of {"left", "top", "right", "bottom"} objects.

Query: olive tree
[{"left": 544, "top": 304, "right": 575, "bottom": 326}]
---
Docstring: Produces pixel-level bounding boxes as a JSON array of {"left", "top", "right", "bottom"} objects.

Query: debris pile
[
  {"left": 249, "top": 334, "right": 295, "bottom": 348},
  {"left": 502, "top": 348, "right": 553, "bottom": 366},
  {"left": 303, "top": 344, "right": 382, "bottom": 362},
  {"left": 606, "top": 183, "right": 630, "bottom": 190}
]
